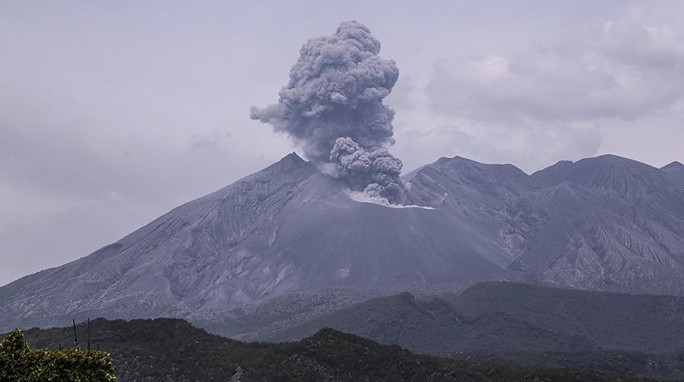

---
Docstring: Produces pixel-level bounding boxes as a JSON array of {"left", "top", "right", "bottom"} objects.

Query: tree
[{"left": 0, "top": 329, "right": 116, "bottom": 381}]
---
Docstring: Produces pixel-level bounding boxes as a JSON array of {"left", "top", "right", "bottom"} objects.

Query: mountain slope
[
  {"left": 0, "top": 153, "right": 515, "bottom": 332},
  {"left": 270, "top": 282, "right": 684, "bottom": 354},
  {"left": 1, "top": 153, "right": 684, "bottom": 332},
  {"left": 406, "top": 155, "right": 545, "bottom": 267},
  {"left": 518, "top": 155, "right": 684, "bottom": 294},
  {"left": 0, "top": 154, "right": 317, "bottom": 326},
  {"left": 270, "top": 288, "right": 595, "bottom": 353}
]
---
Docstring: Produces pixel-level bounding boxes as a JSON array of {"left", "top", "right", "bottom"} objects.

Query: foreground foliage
[
  {"left": 0, "top": 329, "right": 116, "bottom": 381},
  {"left": 20, "top": 318, "right": 651, "bottom": 381}
]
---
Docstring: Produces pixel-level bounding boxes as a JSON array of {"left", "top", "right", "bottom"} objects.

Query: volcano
[{"left": 1, "top": 153, "right": 684, "bottom": 332}]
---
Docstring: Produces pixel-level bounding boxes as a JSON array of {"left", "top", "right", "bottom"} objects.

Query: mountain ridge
[
  {"left": 270, "top": 281, "right": 684, "bottom": 354},
  {"left": 661, "top": 160, "right": 684, "bottom": 187},
  {"left": 1, "top": 152, "right": 684, "bottom": 333}
]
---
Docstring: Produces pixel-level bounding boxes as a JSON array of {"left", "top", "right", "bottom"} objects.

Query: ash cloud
[{"left": 250, "top": 20, "right": 407, "bottom": 204}]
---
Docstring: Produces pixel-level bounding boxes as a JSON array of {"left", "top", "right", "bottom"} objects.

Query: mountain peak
[
  {"left": 590, "top": 153, "right": 628, "bottom": 160},
  {"left": 271, "top": 152, "right": 308, "bottom": 170},
  {"left": 249, "top": 152, "right": 313, "bottom": 180},
  {"left": 581, "top": 154, "right": 645, "bottom": 166},
  {"left": 662, "top": 161, "right": 684, "bottom": 171},
  {"left": 560, "top": 154, "right": 647, "bottom": 171},
  {"left": 532, "top": 154, "right": 681, "bottom": 200},
  {"left": 661, "top": 161, "right": 684, "bottom": 187},
  {"left": 531, "top": 160, "right": 573, "bottom": 183},
  {"left": 406, "top": 155, "right": 537, "bottom": 208},
  {"left": 432, "top": 156, "right": 528, "bottom": 175},
  {"left": 281, "top": 152, "right": 306, "bottom": 164}
]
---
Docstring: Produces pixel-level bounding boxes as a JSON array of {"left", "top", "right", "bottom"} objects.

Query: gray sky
[{"left": 2, "top": 0, "right": 683, "bottom": 286}]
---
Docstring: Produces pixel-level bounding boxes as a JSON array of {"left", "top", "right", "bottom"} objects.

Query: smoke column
[{"left": 250, "top": 21, "right": 407, "bottom": 204}]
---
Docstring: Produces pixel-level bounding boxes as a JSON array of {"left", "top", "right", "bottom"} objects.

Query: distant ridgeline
[
  {"left": 18, "top": 317, "right": 653, "bottom": 382},
  {"left": 0, "top": 329, "right": 115, "bottom": 381}
]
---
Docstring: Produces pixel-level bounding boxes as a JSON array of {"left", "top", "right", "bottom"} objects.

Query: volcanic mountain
[{"left": 1, "top": 153, "right": 684, "bottom": 332}]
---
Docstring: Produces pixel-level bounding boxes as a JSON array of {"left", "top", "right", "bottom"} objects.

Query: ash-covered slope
[
  {"left": 405, "top": 156, "right": 546, "bottom": 267},
  {"left": 0, "top": 153, "right": 317, "bottom": 327},
  {"left": 0, "top": 153, "right": 512, "bottom": 331},
  {"left": 405, "top": 153, "right": 684, "bottom": 295},
  {"left": 1, "top": 152, "right": 684, "bottom": 332},
  {"left": 518, "top": 155, "right": 684, "bottom": 294}
]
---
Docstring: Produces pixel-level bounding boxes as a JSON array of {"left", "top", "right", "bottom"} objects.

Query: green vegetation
[
  {"left": 458, "top": 350, "right": 684, "bottom": 381},
  {"left": 263, "top": 282, "right": 684, "bottom": 380},
  {"left": 7, "top": 282, "right": 683, "bottom": 380},
  {"left": 0, "top": 329, "right": 116, "bottom": 381},
  {"left": 20, "top": 318, "right": 651, "bottom": 381}
]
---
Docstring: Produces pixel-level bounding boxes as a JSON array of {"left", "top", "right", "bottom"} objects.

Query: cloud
[
  {"left": 427, "top": 29, "right": 683, "bottom": 123},
  {"left": 414, "top": 14, "right": 684, "bottom": 171},
  {"left": 601, "top": 18, "right": 684, "bottom": 68},
  {"left": 395, "top": 120, "right": 601, "bottom": 173}
]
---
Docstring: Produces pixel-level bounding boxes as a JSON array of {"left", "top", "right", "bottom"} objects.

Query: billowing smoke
[{"left": 250, "top": 20, "right": 407, "bottom": 204}]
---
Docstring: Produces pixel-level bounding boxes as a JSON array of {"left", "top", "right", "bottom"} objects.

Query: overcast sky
[{"left": 2, "top": 0, "right": 683, "bottom": 286}]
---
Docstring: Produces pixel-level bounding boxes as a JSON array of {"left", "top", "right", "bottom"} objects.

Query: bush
[{"left": 0, "top": 329, "right": 116, "bottom": 381}]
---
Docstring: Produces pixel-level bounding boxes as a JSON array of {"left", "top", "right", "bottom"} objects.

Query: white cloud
[
  {"left": 601, "top": 18, "right": 684, "bottom": 68},
  {"left": 409, "top": 13, "right": 684, "bottom": 172},
  {"left": 426, "top": 20, "right": 684, "bottom": 122}
]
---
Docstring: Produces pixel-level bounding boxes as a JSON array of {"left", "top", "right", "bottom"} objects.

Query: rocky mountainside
[
  {"left": 0, "top": 153, "right": 513, "bottom": 331},
  {"left": 405, "top": 153, "right": 684, "bottom": 295},
  {"left": 519, "top": 155, "right": 684, "bottom": 294},
  {"left": 1, "top": 153, "right": 683, "bottom": 332}
]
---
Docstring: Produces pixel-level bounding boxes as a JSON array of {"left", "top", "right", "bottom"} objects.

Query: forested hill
[{"left": 18, "top": 317, "right": 650, "bottom": 382}]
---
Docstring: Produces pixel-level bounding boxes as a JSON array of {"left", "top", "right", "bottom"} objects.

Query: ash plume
[{"left": 250, "top": 20, "right": 407, "bottom": 204}]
